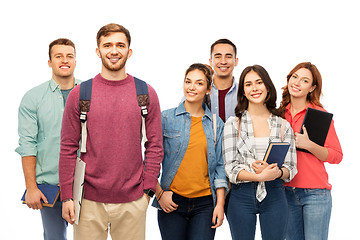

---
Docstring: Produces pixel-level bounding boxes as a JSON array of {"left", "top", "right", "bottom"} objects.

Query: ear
[
  {"left": 234, "top": 57, "right": 239, "bottom": 67},
  {"left": 96, "top": 48, "right": 101, "bottom": 58},
  {"left": 127, "top": 49, "right": 133, "bottom": 59},
  {"left": 310, "top": 85, "right": 317, "bottom": 93},
  {"left": 48, "top": 59, "right": 52, "bottom": 68},
  {"left": 206, "top": 85, "right": 212, "bottom": 95}
]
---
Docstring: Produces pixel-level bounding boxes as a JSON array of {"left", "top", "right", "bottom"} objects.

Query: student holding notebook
[
  {"left": 278, "top": 62, "right": 343, "bottom": 240},
  {"left": 223, "top": 65, "right": 297, "bottom": 240}
]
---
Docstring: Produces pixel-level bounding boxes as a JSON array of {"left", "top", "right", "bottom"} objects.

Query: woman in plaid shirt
[{"left": 223, "top": 65, "right": 297, "bottom": 240}]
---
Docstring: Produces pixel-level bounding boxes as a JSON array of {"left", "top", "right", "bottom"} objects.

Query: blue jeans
[
  {"left": 158, "top": 193, "right": 215, "bottom": 240},
  {"left": 40, "top": 198, "right": 68, "bottom": 240},
  {"left": 285, "top": 187, "right": 332, "bottom": 240},
  {"left": 225, "top": 180, "right": 288, "bottom": 240}
]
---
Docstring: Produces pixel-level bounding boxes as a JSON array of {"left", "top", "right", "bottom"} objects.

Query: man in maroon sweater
[{"left": 59, "top": 23, "right": 163, "bottom": 240}]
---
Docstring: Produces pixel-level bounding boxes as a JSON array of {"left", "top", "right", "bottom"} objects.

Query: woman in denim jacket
[{"left": 152, "top": 63, "right": 228, "bottom": 240}]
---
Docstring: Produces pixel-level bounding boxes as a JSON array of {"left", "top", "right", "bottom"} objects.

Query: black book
[{"left": 297, "top": 107, "right": 333, "bottom": 153}]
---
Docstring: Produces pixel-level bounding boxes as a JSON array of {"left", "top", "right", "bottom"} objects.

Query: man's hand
[
  {"left": 25, "top": 187, "right": 48, "bottom": 210},
  {"left": 62, "top": 200, "right": 75, "bottom": 224}
]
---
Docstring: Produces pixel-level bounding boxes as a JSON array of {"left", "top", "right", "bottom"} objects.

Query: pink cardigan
[
  {"left": 59, "top": 74, "right": 163, "bottom": 203},
  {"left": 284, "top": 103, "right": 343, "bottom": 190}
]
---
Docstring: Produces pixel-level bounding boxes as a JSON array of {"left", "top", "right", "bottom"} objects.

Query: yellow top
[{"left": 169, "top": 116, "right": 212, "bottom": 198}]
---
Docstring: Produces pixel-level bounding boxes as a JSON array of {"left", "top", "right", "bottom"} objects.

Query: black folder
[{"left": 297, "top": 107, "right": 333, "bottom": 153}]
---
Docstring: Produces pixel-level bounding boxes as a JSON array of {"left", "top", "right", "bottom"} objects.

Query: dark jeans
[
  {"left": 158, "top": 193, "right": 215, "bottom": 240},
  {"left": 225, "top": 180, "right": 288, "bottom": 240}
]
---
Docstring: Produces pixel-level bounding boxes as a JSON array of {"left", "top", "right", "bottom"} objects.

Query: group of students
[{"left": 16, "top": 23, "right": 343, "bottom": 240}]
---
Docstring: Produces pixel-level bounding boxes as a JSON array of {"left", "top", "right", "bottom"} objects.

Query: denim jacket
[{"left": 152, "top": 101, "right": 228, "bottom": 209}]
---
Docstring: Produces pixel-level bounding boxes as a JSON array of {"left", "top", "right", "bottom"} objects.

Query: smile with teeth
[
  {"left": 251, "top": 92, "right": 262, "bottom": 98},
  {"left": 187, "top": 91, "right": 197, "bottom": 96},
  {"left": 219, "top": 67, "right": 228, "bottom": 71},
  {"left": 60, "top": 66, "right": 70, "bottom": 69},
  {"left": 109, "top": 57, "right": 120, "bottom": 63},
  {"left": 291, "top": 85, "right": 301, "bottom": 92}
]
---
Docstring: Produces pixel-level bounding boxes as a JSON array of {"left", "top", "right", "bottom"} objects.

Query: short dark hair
[
  {"left": 235, "top": 65, "right": 279, "bottom": 119},
  {"left": 96, "top": 23, "right": 131, "bottom": 47},
  {"left": 210, "top": 39, "right": 237, "bottom": 57},
  {"left": 48, "top": 38, "right": 75, "bottom": 60}
]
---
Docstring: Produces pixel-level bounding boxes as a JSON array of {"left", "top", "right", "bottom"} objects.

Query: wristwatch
[{"left": 143, "top": 189, "right": 155, "bottom": 198}]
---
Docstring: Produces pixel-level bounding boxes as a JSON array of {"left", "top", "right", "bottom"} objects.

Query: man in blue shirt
[
  {"left": 16, "top": 38, "right": 80, "bottom": 240},
  {"left": 209, "top": 39, "right": 239, "bottom": 122}
]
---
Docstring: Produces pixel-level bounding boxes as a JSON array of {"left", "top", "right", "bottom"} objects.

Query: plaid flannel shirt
[{"left": 222, "top": 111, "right": 297, "bottom": 201}]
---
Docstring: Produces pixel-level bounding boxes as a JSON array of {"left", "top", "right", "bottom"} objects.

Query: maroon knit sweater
[{"left": 59, "top": 74, "right": 163, "bottom": 203}]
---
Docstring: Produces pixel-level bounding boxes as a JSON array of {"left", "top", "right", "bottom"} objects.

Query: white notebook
[{"left": 73, "top": 157, "right": 86, "bottom": 225}]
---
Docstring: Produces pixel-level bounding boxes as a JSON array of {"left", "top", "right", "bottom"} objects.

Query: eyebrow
[
  {"left": 213, "top": 53, "right": 234, "bottom": 57},
  {"left": 244, "top": 78, "right": 262, "bottom": 84},
  {"left": 185, "top": 77, "right": 206, "bottom": 82}
]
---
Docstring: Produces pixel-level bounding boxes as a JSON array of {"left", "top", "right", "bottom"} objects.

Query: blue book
[
  {"left": 21, "top": 184, "right": 60, "bottom": 207},
  {"left": 263, "top": 142, "right": 290, "bottom": 166}
]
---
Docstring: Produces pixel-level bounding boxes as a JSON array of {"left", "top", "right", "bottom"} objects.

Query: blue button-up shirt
[
  {"left": 16, "top": 78, "right": 81, "bottom": 185},
  {"left": 210, "top": 77, "right": 239, "bottom": 121},
  {"left": 152, "top": 102, "right": 228, "bottom": 209}
]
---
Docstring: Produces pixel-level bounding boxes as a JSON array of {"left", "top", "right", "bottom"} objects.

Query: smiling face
[
  {"left": 288, "top": 68, "right": 316, "bottom": 100},
  {"left": 243, "top": 70, "right": 268, "bottom": 105},
  {"left": 184, "top": 69, "right": 211, "bottom": 105},
  {"left": 96, "top": 32, "right": 132, "bottom": 74},
  {"left": 209, "top": 43, "right": 238, "bottom": 79},
  {"left": 48, "top": 45, "right": 76, "bottom": 79}
]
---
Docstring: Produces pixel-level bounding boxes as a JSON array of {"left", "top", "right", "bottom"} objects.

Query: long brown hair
[
  {"left": 235, "top": 65, "right": 280, "bottom": 120},
  {"left": 278, "top": 62, "right": 323, "bottom": 117}
]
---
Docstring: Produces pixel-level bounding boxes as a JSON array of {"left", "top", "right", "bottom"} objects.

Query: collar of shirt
[
  {"left": 49, "top": 78, "right": 82, "bottom": 92},
  {"left": 175, "top": 101, "right": 212, "bottom": 121}
]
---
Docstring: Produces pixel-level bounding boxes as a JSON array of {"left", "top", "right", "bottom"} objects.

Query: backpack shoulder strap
[
  {"left": 280, "top": 118, "right": 286, "bottom": 142},
  {"left": 213, "top": 114, "right": 217, "bottom": 145},
  {"left": 79, "top": 79, "right": 93, "bottom": 153},
  {"left": 133, "top": 77, "right": 149, "bottom": 142}
]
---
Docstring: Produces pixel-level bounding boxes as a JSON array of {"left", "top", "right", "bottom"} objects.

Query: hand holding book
[{"left": 295, "top": 125, "right": 312, "bottom": 150}]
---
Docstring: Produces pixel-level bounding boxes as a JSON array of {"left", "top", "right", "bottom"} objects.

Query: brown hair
[
  {"left": 235, "top": 65, "right": 280, "bottom": 120},
  {"left": 96, "top": 23, "right": 131, "bottom": 47},
  {"left": 184, "top": 63, "right": 213, "bottom": 109},
  {"left": 278, "top": 62, "right": 323, "bottom": 117},
  {"left": 48, "top": 38, "right": 75, "bottom": 60}
]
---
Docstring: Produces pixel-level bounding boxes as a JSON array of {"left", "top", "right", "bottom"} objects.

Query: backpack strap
[
  {"left": 280, "top": 119, "right": 286, "bottom": 142},
  {"left": 134, "top": 77, "right": 149, "bottom": 143},
  {"left": 79, "top": 79, "right": 93, "bottom": 153},
  {"left": 213, "top": 114, "right": 217, "bottom": 145}
]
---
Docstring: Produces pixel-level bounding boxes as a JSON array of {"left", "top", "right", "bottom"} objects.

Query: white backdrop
[{"left": 1, "top": 0, "right": 359, "bottom": 239}]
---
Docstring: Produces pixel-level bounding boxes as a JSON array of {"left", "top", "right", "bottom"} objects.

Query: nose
[
  {"left": 111, "top": 45, "right": 118, "bottom": 54},
  {"left": 220, "top": 56, "right": 227, "bottom": 64}
]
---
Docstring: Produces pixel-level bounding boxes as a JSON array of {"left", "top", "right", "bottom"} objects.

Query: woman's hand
[
  {"left": 258, "top": 164, "right": 281, "bottom": 182},
  {"left": 252, "top": 160, "right": 269, "bottom": 174},
  {"left": 159, "top": 191, "right": 178, "bottom": 213},
  {"left": 294, "top": 126, "right": 312, "bottom": 149},
  {"left": 211, "top": 204, "right": 224, "bottom": 228}
]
